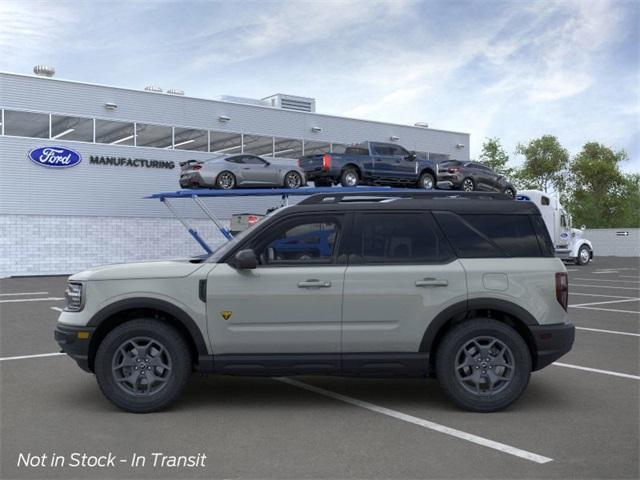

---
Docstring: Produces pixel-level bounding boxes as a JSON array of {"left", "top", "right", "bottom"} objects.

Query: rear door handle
[
  {"left": 298, "top": 279, "right": 332, "bottom": 288},
  {"left": 415, "top": 278, "right": 448, "bottom": 287}
]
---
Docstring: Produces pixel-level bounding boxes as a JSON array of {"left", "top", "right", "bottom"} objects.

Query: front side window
[
  {"left": 254, "top": 217, "right": 340, "bottom": 265},
  {"left": 354, "top": 213, "right": 453, "bottom": 264},
  {"left": 241, "top": 155, "right": 267, "bottom": 165}
]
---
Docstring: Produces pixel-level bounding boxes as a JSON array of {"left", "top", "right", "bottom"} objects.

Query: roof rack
[{"left": 297, "top": 190, "right": 510, "bottom": 205}]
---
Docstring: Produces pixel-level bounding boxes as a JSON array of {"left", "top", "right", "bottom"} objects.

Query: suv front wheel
[
  {"left": 435, "top": 319, "right": 531, "bottom": 412},
  {"left": 95, "top": 319, "right": 192, "bottom": 413}
]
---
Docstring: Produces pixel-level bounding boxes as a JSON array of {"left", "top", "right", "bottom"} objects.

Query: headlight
[{"left": 64, "top": 283, "right": 84, "bottom": 312}]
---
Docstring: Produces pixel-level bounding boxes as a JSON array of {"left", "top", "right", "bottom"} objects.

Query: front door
[
  {"left": 341, "top": 212, "right": 467, "bottom": 372},
  {"left": 207, "top": 214, "right": 347, "bottom": 358},
  {"left": 239, "top": 155, "right": 277, "bottom": 185}
]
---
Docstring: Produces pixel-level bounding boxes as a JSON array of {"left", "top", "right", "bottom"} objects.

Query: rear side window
[
  {"left": 345, "top": 147, "right": 369, "bottom": 156},
  {"left": 353, "top": 213, "right": 453, "bottom": 264},
  {"left": 434, "top": 212, "right": 502, "bottom": 258},
  {"left": 461, "top": 215, "right": 542, "bottom": 257}
]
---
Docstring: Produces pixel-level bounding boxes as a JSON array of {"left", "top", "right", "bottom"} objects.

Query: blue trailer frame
[{"left": 146, "top": 186, "right": 398, "bottom": 254}]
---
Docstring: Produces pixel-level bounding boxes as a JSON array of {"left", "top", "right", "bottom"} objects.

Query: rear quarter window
[
  {"left": 433, "top": 212, "right": 503, "bottom": 258},
  {"left": 461, "top": 214, "right": 542, "bottom": 257}
]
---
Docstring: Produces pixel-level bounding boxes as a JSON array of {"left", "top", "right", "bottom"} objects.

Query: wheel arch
[
  {"left": 86, "top": 298, "right": 209, "bottom": 373},
  {"left": 342, "top": 163, "right": 362, "bottom": 178},
  {"left": 420, "top": 299, "right": 539, "bottom": 374}
]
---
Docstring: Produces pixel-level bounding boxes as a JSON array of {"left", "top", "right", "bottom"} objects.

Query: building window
[
  {"left": 243, "top": 134, "right": 274, "bottom": 156},
  {"left": 3, "top": 110, "right": 49, "bottom": 138},
  {"left": 173, "top": 127, "right": 208, "bottom": 151},
  {"left": 50, "top": 114, "right": 93, "bottom": 142},
  {"left": 135, "top": 123, "right": 173, "bottom": 148},
  {"left": 95, "top": 119, "right": 135, "bottom": 145},
  {"left": 273, "top": 137, "right": 303, "bottom": 159},
  {"left": 210, "top": 131, "right": 243, "bottom": 154},
  {"left": 303, "top": 141, "right": 331, "bottom": 156}
]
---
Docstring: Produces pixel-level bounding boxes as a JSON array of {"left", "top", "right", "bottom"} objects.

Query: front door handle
[
  {"left": 298, "top": 279, "right": 332, "bottom": 288},
  {"left": 415, "top": 278, "right": 448, "bottom": 287}
]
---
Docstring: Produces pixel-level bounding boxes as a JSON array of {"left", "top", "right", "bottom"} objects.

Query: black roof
[{"left": 286, "top": 191, "right": 539, "bottom": 216}]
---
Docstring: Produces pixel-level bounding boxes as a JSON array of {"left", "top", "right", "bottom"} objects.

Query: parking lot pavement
[{"left": 1, "top": 257, "right": 638, "bottom": 479}]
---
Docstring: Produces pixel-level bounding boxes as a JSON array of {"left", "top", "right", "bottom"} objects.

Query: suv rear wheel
[
  {"left": 462, "top": 177, "right": 475, "bottom": 191},
  {"left": 435, "top": 319, "right": 531, "bottom": 412},
  {"left": 95, "top": 319, "right": 192, "bottom": 413}
]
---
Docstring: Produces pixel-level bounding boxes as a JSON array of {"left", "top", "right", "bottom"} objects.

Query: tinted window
[
  {"left": 389, "top": 145, "right": 409, "bottom": 157},
  {"left": 530, "top": 215, "right": 555, "bottom": 257},
  {"left": 256, "top": 217, "right": 340, "bottom": 265},
  {"left": 242, "top": 156, "right": 267, "bottom": 165},
  {"left": 345, "top": 147, "right": 369, "bottom": 156},
  {"left": 462, "top": 215, "right": 541, "bottom": 257},
  {"left": 434, "top": 211, "right": 503, "bottom": 258},
  {"left": 541, "top": 196, "right": 550, "bottom": 206},
  {"left": 373, "top": 144, "right": 394, "bottom": 155},
  {"left": 225, "top": 156, "right": 244, "bottom": 164},
  {"left": 355, "top": 213, "right": 453, "bottom": 264}
]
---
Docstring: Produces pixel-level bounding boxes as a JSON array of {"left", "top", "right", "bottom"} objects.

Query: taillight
[
  {"left": 448, "top": 167, "right": 460, "bottom": 173},
  {"left": 247, "top": 215, "right": 259, "bottom": 226},
  {"left": 322, "top": 154, "right": 332, "bottom": 171},
  {"left": 555, "top": 272, "right": 568, "bottom": 311},
  {"left": 192, "top": 165, "right": 202, "bottom": 170},
  {"left": 297, "top": 159, "right": 301, "bottom": 167}
]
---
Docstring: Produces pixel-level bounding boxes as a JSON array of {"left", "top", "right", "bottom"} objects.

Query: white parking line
[
  {"left": 570, "top": 284, "right": 640, "bottom": 291},
  {"left": 593, "top": 271, "right": 619, "bottom": 274},
  {"left": 0, "top": 297, "right": 64, "bottom": 304},
  {"left": 570, "top": 305, "right": 640, "bottom": 315},
  {"left": 620, "top": 275, "right": 640, "bottom": 279},
  {"left": 553, "top": 363, "right": 640, "bottom": 380},
  {"left": 0, "top": 352, "right": 65, "bottom": 362},
  {"left": 0, "top": 291, "right": 49, "bottom": 296},
  {"left": 569, "top": 298, "right": 640, "bottom": 308},
  {"left": 575, "top": 327, "right": 640, "bottom": 337},
  {"left": 50, "top": 307, "right": 63, "bottom": 312},
  {"left": 573, "top": 278, "right": 640, "bottom": 284},
  {"left": 570, "top": 292, "right": 637, "bottom": 299},
  {"left": 276, "top": 377, "right": 553, "bottom": 464}
]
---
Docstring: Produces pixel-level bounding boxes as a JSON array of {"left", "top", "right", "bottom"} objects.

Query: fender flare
[
  {"left": 87, "top": 297, "right": 208, "bottom": 357},
  {"left": 419, "top": 298, "right": 539, "bottom": 353}
]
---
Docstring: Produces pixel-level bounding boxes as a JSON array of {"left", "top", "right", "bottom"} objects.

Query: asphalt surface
[{"left": 1, "top": 257, "right": 638, "bottom": 479}]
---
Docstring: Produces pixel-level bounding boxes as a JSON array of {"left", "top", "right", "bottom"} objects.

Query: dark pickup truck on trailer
[{"left": 298, "top": 141, "right": 439, "bottom": 189}]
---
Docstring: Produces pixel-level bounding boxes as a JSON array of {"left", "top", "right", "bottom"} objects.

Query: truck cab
[{"left": 517, "top": 190, "right": 593, "bottom": 265}]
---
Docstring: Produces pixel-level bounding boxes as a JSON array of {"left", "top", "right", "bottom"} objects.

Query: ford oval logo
[{"left": 28, "top": 146, "right": 82, "bottom": 168}]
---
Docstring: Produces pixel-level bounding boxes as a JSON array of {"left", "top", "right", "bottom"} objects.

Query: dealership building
[{"left": 0, "top": 69, "right": 470, "bottom": 277}]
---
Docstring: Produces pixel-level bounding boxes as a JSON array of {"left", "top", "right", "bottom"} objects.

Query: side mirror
[
  {"left": 408, "top": 151, "right": 417, "bottom": 161},
  {"left": 581, "top": 225, "right": 586, "bottom": 231},
  {"left": 229, "top": 249, "right": 258, "bottom": 269}
]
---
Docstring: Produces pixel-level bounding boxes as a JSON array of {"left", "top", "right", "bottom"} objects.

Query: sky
[{"left": 1, "top": 0, "right": 638, "bottom": 172}]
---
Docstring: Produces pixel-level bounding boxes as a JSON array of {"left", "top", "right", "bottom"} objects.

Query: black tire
[
  {"left": 340, "top": 168, "right": 359, "bottom": 187},
  {"left": 216, "top": 171, "right": 236, "bottom": 189},
  {"left": 283, "top": 171, "right": 303, "bottom": 189},
  {"left": 576, "top": 245, "right": 591, "bottom": 265},
  {"left": 503, "top": 187, "right": 516, "bottom": 198},
  {"left": 435, "top": 319, "right": 531, "bottom": 412},
  {"left": 95, "top": 319, "right": 192, "bottom": 413},
  {"left": 418, "top": 172, "right": 435, "bottom": 190},
  {"left": 461, "top": 177, "right": 475, "bottom": 192}
]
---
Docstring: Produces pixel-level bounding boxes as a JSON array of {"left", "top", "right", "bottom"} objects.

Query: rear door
[
  {"left": 370, "top": 143, "right": 396, "bottom": 180},
  {"left": 341, "top": 212, "right": 467, "bottom": 362}
]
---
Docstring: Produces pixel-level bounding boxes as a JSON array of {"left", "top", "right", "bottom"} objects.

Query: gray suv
[{"left": 55, "top": 191, "right": 575, "bottom": 413}]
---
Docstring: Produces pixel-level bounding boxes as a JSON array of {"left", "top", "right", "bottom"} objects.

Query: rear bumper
[
  {"left": 54, "top": 323, "right": 95, "bottom": 373},
  {"left": 436, "top": 174, "right": 463, "bottom": 188},
  {"left": 179, "top": 172, "right": 208, "bottom": 188},
  {"left": 530, "top": 322, "right": 575, "bottom": 370}
]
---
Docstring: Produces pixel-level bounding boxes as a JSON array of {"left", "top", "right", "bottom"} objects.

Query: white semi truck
[{"left": 517, "top": 190, "right": 593, "bottom": 265}]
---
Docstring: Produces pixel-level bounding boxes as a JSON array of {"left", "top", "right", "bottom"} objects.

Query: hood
[
  {"left": 69, "top": 259, "right": 206, "bottom": 281},
  {"left": 571, "top": 228, "right": 584, "bottom": 240}
]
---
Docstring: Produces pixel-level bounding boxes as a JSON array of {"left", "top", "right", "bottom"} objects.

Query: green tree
[
  {"left": 516, "top": 135, "right": 569, "bottom": 193},
  {"left": 566, "top": 142, "right": 638, "bottom": 228},
  {"left": 479, "top": 137, "right": 513, "bottom": 176}
]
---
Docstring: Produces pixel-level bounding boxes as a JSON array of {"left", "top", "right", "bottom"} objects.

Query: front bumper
[
  {"left": 54, "top": 323, "right": 96, "bottom": 372},
  {"left": 530, "top": 322, "right": 575, "bottom": 370}
]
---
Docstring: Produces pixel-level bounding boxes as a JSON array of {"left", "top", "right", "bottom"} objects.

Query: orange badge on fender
[{"left": 220, "top": 310, "right": 233, "bottom": 320}]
